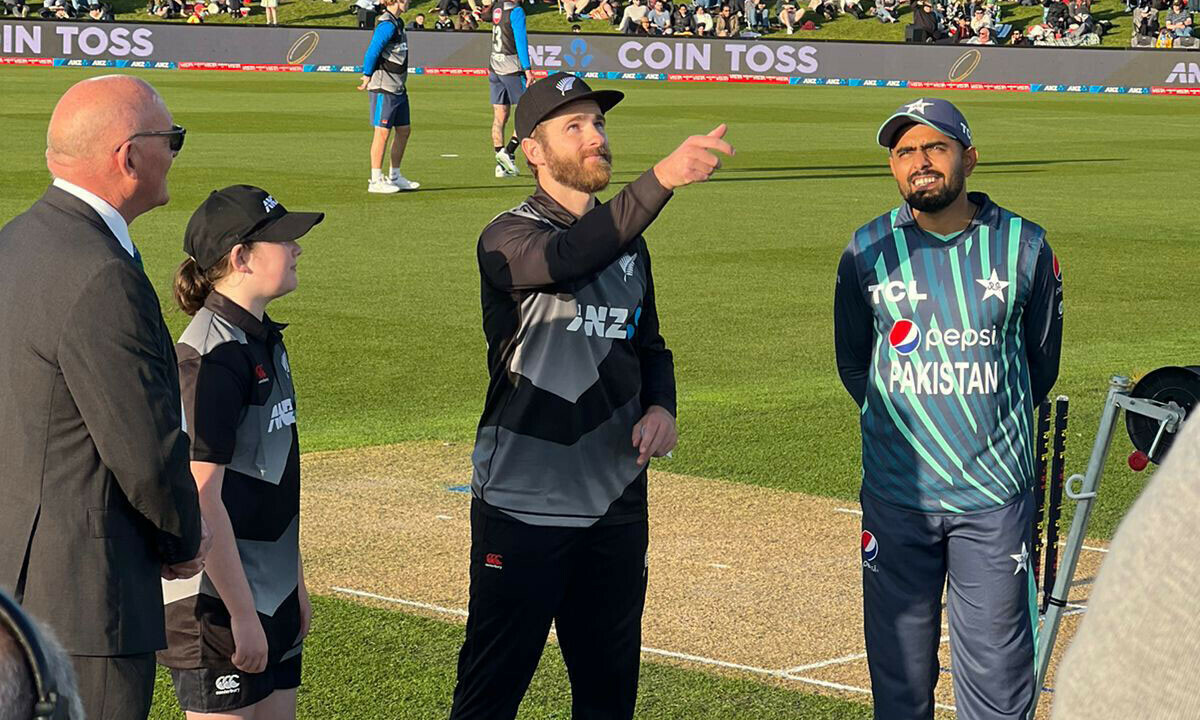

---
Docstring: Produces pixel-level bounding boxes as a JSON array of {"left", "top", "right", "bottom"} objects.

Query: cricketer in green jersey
[{"left": 834, "top": 97, "right": 1064, "bottom": 720}]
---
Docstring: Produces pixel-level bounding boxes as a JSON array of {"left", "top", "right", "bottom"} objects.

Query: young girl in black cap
[{"left": 160, "top": 185, "right": 323, "bottom": 720}]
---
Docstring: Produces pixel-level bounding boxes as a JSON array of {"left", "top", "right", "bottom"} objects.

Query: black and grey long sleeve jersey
[{"left": 471, "top": 169, "right": 677, "bottom": 528}]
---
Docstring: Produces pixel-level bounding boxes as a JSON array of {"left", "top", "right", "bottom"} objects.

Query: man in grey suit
[{"left": 0, "top": 75, "right": 210, "bottom": 720}]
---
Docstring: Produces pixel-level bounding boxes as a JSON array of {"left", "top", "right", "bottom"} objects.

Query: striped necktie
[{"left": 132, "top": 245, "right": 144, "bottom": 272}]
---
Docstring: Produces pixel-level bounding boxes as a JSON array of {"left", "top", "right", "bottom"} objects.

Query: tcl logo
[
  {"left": 214, "top": 674, "right": 240, "bottom": 695},
  {"left": 868, "top": 280, "right": 927, "bottom": 306}
]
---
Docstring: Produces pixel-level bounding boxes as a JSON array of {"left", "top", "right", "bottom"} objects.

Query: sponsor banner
[
  {"left": 1152, "top": 86, "right": 1200, "bottom": 95},
  {"left": 421, "top": 66, "right": 488, "bottom": 76},
  {"left": 2, "top": 21, "right": 1199, "bottom": 91},
  {"left": 0, "top": 56, "right": 51, "bottom": 65},
  {"left": 303, "top": 63, "right": 363, "bottom": 73}
]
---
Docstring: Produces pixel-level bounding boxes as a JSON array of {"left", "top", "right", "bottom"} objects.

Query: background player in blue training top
[
  {"left": 834, "top": 97, "right": 1064, "bottom": 720},
  {"left": 358, "top": 0, "right": 420, "bottom": 194},
  {"left": 488, "top": 0, "right": 534, "bottom": 178}
]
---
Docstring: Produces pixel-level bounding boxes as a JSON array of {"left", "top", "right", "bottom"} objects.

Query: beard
[
  {"left": 543, "top": 143, "right": 613, "bottom": 194},
  {"left": 901, "top": 165, "right": 965, "bottom": 213}
]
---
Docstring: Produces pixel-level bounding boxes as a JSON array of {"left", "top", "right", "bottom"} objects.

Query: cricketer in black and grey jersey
[
  {"left": 471, "top": 169, "right": 676, "bottom": 528},
  {"left": 159, "top": 292, "right": 303, "bottom": 709}
]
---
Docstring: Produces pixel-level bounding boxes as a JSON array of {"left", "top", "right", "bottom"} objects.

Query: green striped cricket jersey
[{"left": 834, "top": 192, "right": 1063, "bottom": 514}]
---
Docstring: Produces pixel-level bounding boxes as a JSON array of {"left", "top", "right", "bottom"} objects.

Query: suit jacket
[{"left": 0, "top": 186, "right": 202, "bottom": 656}]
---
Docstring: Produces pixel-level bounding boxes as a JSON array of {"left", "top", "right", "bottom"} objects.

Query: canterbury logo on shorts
[{"left": 214, "top": 674, "right": 241, "bottom": 695}]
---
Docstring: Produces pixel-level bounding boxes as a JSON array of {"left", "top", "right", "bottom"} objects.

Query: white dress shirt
[{"left": 52, "top": 177, "right": 136, "bottom": 259}]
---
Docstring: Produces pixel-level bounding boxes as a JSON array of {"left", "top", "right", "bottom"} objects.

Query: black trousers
[
  {"left": 71, "top": 652, "right": 156, "bottom": 720},
  {"left": 449, "top": 500, "right": 649, "bottom": 720}
]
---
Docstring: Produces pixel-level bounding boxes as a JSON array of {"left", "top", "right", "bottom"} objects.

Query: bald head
[
  {"left": 46, "top": 75, "right": 169, "bottom": 172},
  {"left": 45, "top": 75, "right": 178, "bottom": 222}
]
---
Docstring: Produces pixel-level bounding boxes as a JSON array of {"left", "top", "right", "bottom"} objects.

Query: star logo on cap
[
  {"left": 976, "top": 268, "right": 1010, "bottom": 302},
  {"left": 904, "top": 98, "right": 933, "bottom": 115},
  {"left": 555, "top": 76, "right": 577, "bottom": 96}
]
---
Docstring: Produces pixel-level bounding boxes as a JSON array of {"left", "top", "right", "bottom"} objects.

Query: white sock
[
  {"left": 388, "top": 167, "right": 400, "bottom": 179},
  {"left": 371, "top": 168, "right": 383, "bottom": 182}
]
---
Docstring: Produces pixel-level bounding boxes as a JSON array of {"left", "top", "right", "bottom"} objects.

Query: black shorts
[{"left": 169, "top": 653, "right": 302, "bottom": 713}]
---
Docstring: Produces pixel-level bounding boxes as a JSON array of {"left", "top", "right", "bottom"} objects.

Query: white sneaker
[
  {"left": 389, "top": 172, "right": 420, "bottom": 191},
  {"left": 495, "top": 150, "right": 519, "bottom": 176},
  {"left": 368, "top": 179, "right": 400, "bottom": 194},
  {"left": 495, "top": 165, "right": 510, "bottom": 178}
]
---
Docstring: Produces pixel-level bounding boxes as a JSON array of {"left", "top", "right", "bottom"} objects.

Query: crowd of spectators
[
  {"left": 141, "top": 0, "right": 248, "bottom": 20},
  {"left": 537, "top": 0, "right": 1198, "bottom": 46},
  {"left": 1132, "top": 0, "right": 1196, "bottom": 44},
  {"left": 905, "top": 0, "right": 1118, "bottom": 44},
  {"left": 601, "top": 0, "right": 906, "bottom": 35},
  {"left": 0, "top": 0, "right": 115, "bottom": 19},
  {"left": 543, "top": 0, "right": 1184, "bottom": 42}
]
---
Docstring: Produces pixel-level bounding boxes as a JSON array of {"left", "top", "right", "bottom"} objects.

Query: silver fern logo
[
  {"left": 618, "top": 253, "right": 637, "bottom": 281},
  {"left": 555, "top": 76, "right": 577, "bottom": 96}
]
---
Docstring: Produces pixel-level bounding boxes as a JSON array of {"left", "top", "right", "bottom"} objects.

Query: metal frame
[{"left": 1028, "top": 375, "right": 1187, "bottom": 719}]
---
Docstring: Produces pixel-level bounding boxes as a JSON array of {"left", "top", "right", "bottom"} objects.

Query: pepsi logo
[
  {"left": 1052, "top": 253, "right": 1062, "bottom": 282},
  {"left": 861, "top": 531, "right": 878, "bottom": 562},
  {"left": 888, "top": 320, "right": 921, "bottom": 356}
]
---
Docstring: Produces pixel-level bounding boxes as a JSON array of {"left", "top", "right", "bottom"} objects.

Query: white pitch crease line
[
  {"left": 639, "top": 648, "right": 787, "bottom": 678},
  {"left": 833, "top": 507, "right": 863, "bottom": 516},
  {"left": 332, "top": 587, "right": 470, "bottom": 618},
  {"left": 785, "top": 653, "right": 868, "bottom": 673},
  {"left": 336, "top": 586, "right": 1022, "bottom": 713},
  {"left": 333, "top": 587, "right": 785, "bottom": 678},
  {"left": 1063, "top": 541, "right": 1109, "bottom": 554},
  {"left": 781, "top": 673, "right": 957, "bottom": 712}
]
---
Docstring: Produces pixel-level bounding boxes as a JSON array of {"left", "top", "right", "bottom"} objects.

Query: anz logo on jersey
[{"left": 567, "top": 304, "right": 642, "bottom": 340}]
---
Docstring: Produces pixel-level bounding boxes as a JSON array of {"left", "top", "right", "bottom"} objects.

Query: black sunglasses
[{"left": 119, "top": 124, "right": 187, "bottom": 154}]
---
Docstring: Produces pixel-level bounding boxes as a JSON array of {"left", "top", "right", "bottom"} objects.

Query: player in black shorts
[{"left": 160, "top": 185, "right": 324, "bottom": 719}]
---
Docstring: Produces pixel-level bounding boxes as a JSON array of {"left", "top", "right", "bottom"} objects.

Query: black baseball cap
[
  {"left": 184, "top": 185, "right": 324, "bottom": 271},
  {"left": 877, "top": 97, "right": 974, "bottom": 149},
  {"left": 514, "top": 72, "right": 624, "bottom": 141}
]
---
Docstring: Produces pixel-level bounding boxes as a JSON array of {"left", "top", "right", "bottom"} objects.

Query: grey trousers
[
  {"left": 70, "top": 652, "right": 156, "bottom": 720},
  {"left": 861, "top": 490, "right": 1037, "bottom": 720}
]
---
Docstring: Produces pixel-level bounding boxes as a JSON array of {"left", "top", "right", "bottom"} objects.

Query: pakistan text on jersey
[{"left": 889, "top": 360, "right": 1000, "bottom": 395}]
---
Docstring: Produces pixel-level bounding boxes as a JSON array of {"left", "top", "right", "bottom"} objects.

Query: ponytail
[
  {"left": 173, "top": 242, "right": 254, "bottom": 315},
  {"left": 173, "top": 257, "right": 212, "bottom": 315}
]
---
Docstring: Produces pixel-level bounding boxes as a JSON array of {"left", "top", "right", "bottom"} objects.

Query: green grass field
[
  {"left": 2, "top": 67, "right": 1197, "bottom": 717},
  {"left": 22, "top": 0, "right": 1144, "bottom": 48}
]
